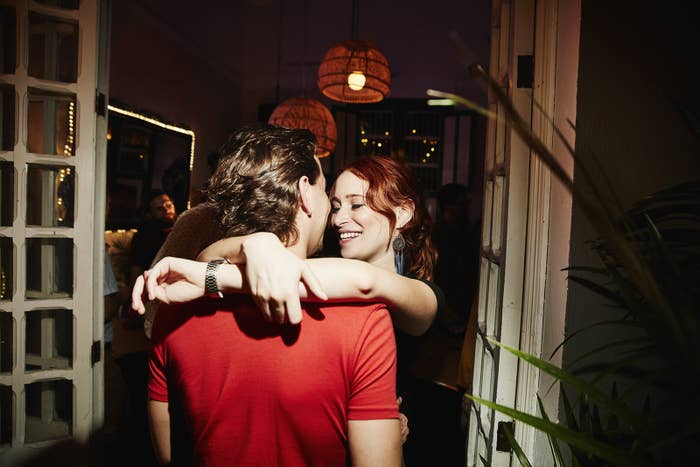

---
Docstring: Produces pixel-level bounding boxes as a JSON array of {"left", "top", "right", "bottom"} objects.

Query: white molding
[{"left": 514, "top": 0, "right": 558, "bottom": 459}]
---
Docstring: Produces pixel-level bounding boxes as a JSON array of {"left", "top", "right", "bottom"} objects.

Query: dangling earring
[{"left": 393, "top": 232, "right": 405, "bottom": 275}]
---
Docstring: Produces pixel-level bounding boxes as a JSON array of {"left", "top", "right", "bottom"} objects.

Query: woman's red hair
[{"left": 343, "top": 156, "right": 437, "bottom": 281}]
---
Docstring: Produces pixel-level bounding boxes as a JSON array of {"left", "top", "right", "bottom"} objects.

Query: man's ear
[
  {"left": 298, "top": 176, "right": 313, "bottom": 217},
  {"left": 395, "top": 201, "right": 415, "bottom": 229}
]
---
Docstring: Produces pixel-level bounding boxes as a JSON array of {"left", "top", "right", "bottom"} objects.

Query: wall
[
  {"left": 109, "top": 0, "right": 492, "bottom": 196},
  {"left": 563, "top": 0, "right": 700, "bottom": 377}
]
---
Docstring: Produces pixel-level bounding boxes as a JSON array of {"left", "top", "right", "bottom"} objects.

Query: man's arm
[
  {"left": 348, "top": 419, "right": 402, "bottom": 467},
  {"left": 147, "top": 399, "right": 171, "bottom": 465}
]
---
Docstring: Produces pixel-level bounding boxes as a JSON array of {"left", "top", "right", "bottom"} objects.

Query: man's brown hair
[{"left": 206, "top": 125, "right": 320, "bottom": 246}]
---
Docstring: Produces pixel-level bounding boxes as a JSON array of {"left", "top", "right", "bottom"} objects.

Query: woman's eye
[
  {"left": 330, "top": 206, "right": 340, "bottom": 213},
  {"left": 351, "top": 203, "right": 364, "bottom": 210}
]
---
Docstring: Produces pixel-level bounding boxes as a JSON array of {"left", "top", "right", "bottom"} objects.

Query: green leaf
[
  {"left": 549, "top": 319, "right": 643, "bottom": 360},
  {"left": 502, "top": 424, "right": 533, "bottom": 467},
  {"left": 537, "top": 395, "right": 565, "bottom": 467},
  {"left": 488, "top": 338, "right": 646, "bottom": 431},
  {"left": 567, "top": 275, "right": 625, "bottom": 306},
  {"left": 465, "top": 393, "right": 651, "bottom": 467}
]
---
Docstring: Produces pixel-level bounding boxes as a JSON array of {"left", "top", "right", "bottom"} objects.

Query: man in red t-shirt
[{"left": 146, "top": 126, "right": 401, "bottom": 466}]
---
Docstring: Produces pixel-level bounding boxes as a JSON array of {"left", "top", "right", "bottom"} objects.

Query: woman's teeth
[{"left": 339, "top": 232, "right": 360, "bottom": 240}]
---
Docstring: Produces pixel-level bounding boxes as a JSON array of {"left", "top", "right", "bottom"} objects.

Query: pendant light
[
  {"left": 268, "top": 97, "right": 337, "bottom": 157},
  {"left": 268, "top": 0, "right": 337, "bottom": 157},
  {"left": 317, "top": 0, "right": 391, "bottom": 103}
]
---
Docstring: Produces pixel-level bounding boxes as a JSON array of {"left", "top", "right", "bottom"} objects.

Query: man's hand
[
  {"left": 242, "top": 233, "right": 326, "bottom": 325},
  {"left": 397, "top": 397, "right": 409, "bottom": 444},
  {"left": 132, "top": 257, "right": 207, "bottom": 314}
]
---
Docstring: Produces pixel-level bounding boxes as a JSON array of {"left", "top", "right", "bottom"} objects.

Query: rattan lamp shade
[
  {"left": 317, "top": 40, "right": 390, "bottom": 103},
  {"left": 268, "top": 97, "right": 337, "bottom": 158}
]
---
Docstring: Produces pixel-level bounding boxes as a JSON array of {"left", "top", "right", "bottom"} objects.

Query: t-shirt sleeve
[
  {"left": 418, "top": 279, "right": 447, "bottom": 319},
  {"left": 347, "top": 307, "right": 399, "bottom": 420},
  {"left": 147, "top": 317, "right": 169, "bottom": 402}
]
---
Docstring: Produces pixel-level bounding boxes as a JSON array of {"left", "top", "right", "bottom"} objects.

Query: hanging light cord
[
  {"left": 302, "top": 0, "right": 308, "bottom": 96},
  {"left": 351, "top": 0, "right": 359, "bottom": 40},
  {"left": 275, "top": 0, "right": 284, "bottom": 103}
]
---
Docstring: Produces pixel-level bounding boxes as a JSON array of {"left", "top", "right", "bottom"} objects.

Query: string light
[{"left": 107, "top": 105, "right": 196, "bottom": 173}]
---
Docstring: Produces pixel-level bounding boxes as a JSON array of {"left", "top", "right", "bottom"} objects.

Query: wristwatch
[{"left": 205, "top": 258, "right": 229, "bottom": 298}]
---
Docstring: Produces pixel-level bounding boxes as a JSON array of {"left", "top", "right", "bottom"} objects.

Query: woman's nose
[{"left": 332, "top": 207, "right": 349, "bottom": 226}]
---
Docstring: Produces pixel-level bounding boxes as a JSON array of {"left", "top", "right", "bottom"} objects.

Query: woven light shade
[
  {"left": 317, "top": 40, "right": 390, "bottom": 104},
  {"left": 268, "top": 97, "right": 337, "bottom": 158}
]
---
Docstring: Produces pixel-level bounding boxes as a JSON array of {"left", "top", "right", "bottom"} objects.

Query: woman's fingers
[{"left": 300, "top": 264, "right": 327, "bottom": 301}]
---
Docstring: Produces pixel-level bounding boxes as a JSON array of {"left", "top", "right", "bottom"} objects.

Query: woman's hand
[
  {"left": 241, "top": 233, "right": 327, "bottom": 324},
  {"left": 131, "top": 257, "right": 207, "bottom": 314}
]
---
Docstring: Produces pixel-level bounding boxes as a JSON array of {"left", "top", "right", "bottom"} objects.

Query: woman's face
[{"left": 330, "top": 170, "right": 394, "bottom": 268}]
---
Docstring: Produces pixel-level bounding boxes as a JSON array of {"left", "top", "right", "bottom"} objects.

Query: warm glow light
[
  {"left": 108, "top": 105, "right": 196, "bottom": 177},
  {"left": 347, "top": 71, "right": 366, "bottom": 91}
]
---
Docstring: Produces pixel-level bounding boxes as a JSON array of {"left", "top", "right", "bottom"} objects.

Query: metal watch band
[{"left": 205, "top": 258, "right": 228, "bottom": 298}]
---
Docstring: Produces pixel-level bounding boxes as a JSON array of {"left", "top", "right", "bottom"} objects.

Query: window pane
[
  {"left": 25, "top": 379, "right": 72, "bottom": 443},
  {"left": 0, "top": 384, "right": 11, "bottom": 445},
  {"left": 34, "top": 0, "right": 80, "bottom": 9},
  {"left": 0, "top": 6, "right": 16, "bottom": 74},
  {"left": 0, "top": 84, "right": 15, "bottom": 151},
  {"left": 25, "top": 309, "right": 72, "bottom": 371},
  {"left": 0, "top": 162, "right": 12, "bottom": 226},
  {"left": 0, "top": 312, "right": 12, "bottom": 373},
  {"left": 0, "top": 236, "right": 11, "bottom": 300},
  {"left": 28, "top": 13, "right": 78, "bottom": 83},
  {"left": 25, "top": 238, "right": 72, "bottom": 299},
  {"left": 26, "top": 164, "right": 74, "bottom": 227},
  {"left": 27, "top": 88, "right": 76, "bottom": 157}
]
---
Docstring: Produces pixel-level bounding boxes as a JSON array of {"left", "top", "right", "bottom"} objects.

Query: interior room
[{"left": 0, "top": 0, "right": 698, "bottom": 466}]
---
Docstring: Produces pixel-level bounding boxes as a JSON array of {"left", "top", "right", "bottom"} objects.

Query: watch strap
[{"left": 205, "top": 258, "right": 228, "bottom": 298}]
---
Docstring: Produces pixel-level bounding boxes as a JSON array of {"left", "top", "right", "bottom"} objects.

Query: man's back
[{"left": 148, "top": 296, "right": 397, "bottom": 467}]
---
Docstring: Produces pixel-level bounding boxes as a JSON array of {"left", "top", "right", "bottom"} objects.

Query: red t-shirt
[{"left": 148, "top": 296, "right": 398, "bottom": 467}]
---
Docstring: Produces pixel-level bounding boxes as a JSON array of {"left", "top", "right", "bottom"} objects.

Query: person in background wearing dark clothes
[
  {"left": 129, "top": 190, "right": 177, "bottom": 285},
  {"left": 116, "top": 190, "right": 176, "bottom": 466},
  {"left": 433, "top": 183, "right": 480, "bottom": 334}
]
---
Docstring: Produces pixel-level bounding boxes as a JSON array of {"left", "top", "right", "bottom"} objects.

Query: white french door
[
  {"left": 466, "top": 0, "right": 538, "bottom": 465},
  {"left": 0, "top": 0, "right": 109, "bottom": 463},
  {"left": 466, "top": 0, "right": 577, "bottom": 464}
]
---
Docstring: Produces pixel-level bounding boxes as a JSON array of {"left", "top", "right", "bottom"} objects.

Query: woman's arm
[
  {"left": 201, "top": 232, "right": 437, "bottom": 334},
  {"left": 301, "top": 258, "right": 436, "bottom": 335},
  {"left": 133, "top": 255, "right": 437, "bottom": 335},
  {"left": 196, "top": 233, "right": 271, "bottom": 262}
]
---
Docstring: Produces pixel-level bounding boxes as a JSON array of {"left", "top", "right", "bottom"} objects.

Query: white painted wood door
[
  {"left": 466, "top": 0, "right": 537, "bottom": 465},
  {"left": 0, "top": 0, "right": 109, "bottom": 463}
]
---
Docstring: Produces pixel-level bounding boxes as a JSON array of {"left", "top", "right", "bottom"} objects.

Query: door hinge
[
  {"left": 91, "top": 340, "right": 102, "bottom": 366},
  {"left": 496, "top": 420, "right": 515, "bottom": 452},
  {"left": 95, "top": 91, "right": 106, "bottom": 117}
]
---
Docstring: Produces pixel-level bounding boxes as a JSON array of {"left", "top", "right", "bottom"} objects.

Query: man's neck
[{"left": 286, "top": 241, "right": 308, "bottom": 260}]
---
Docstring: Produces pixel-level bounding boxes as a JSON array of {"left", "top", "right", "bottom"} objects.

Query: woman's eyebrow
[{"left": 331, "top": 193, "right": 364, "bottom": 202}]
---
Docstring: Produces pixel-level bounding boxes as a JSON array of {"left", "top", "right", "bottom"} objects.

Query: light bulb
[{"left": 347, "top": 71, "right": 366, "bottom": 91}]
